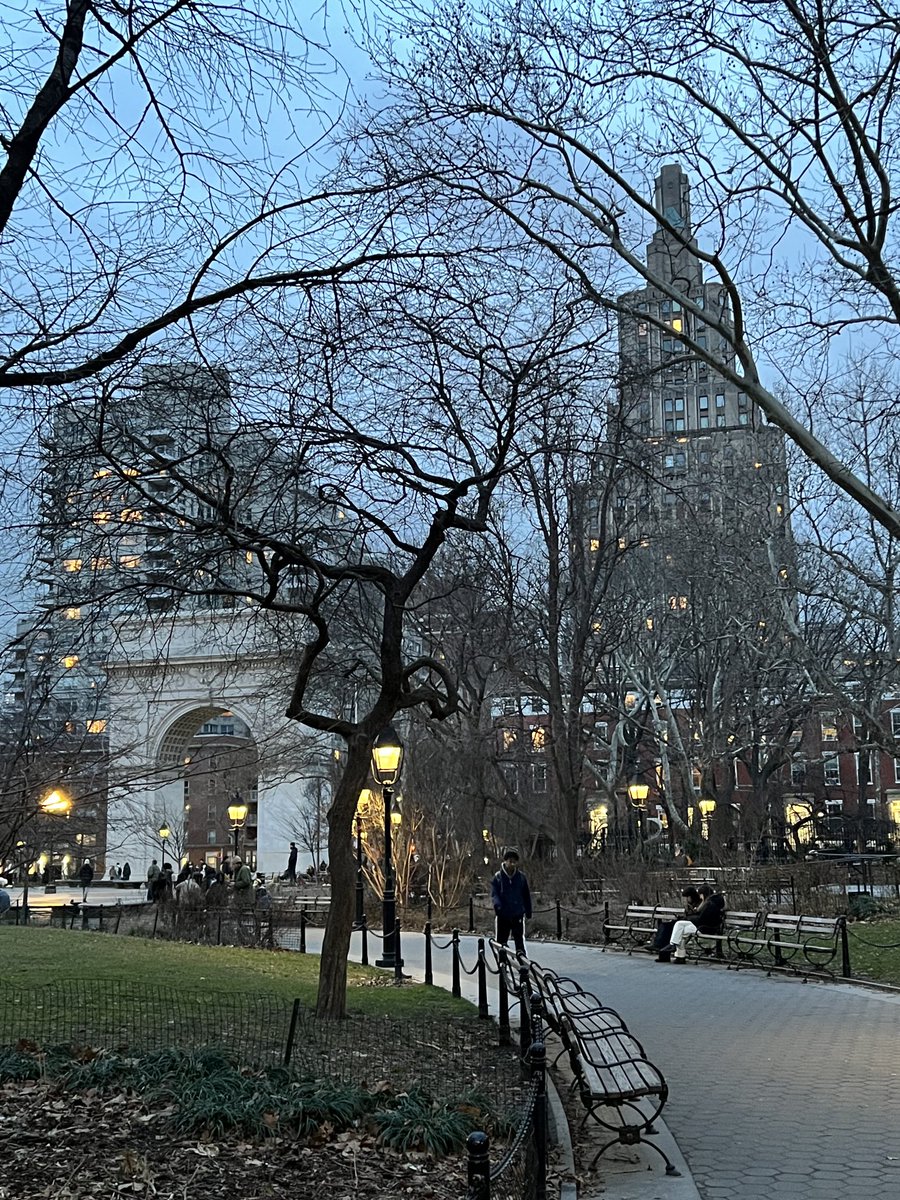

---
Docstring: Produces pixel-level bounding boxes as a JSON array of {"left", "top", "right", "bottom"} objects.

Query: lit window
[
  {"left": 821, "top": 716, "right": 838, "bottom": 741},
  {"left": 119, "top": 554, "right": 141, "bottom": 569},
  {"left": 671, "top": 318, "right": 683, "bottom": 333},
  {"left": 645, "top": 617, "right": 654, "bottom": 630},
  {"left": 86, "top": 719, "right": 107, "bottom": 734},
  {"left": 245, "top": 551, "right": 254, "bottom": 564},
  {"left": 64, "top": 607, "right": 81, "bottom": 620},
  {"left": 531, "top": 727, "right": 547, "bottom": 751},
  {"left": 120, "top": 508, "right": 142, "bottom": 522},
  {"left": 62, "top": 655, "right": 79, "bottom": 669},
  {"left": 90, "top": 557, "right": 111, "bottom": 570},
  {"left": 93, "top": 469, "right": 111, "bottom": 479},
  {"left": 92, "top": 511, "right": 112, "bottom": 524},
  {"left": 617, "top": 537, "right": 626, "bottom": 549},
  {"left": 123, "top": 467, "right": 140, "bottom": 477},
  {"left": 64, "top": 720, "right": 76, "bottom": 733},
  {"left": 502, "top": 728, "right": 517, "bottom": 750},
  {"left": 589, "top": 538, "right": 600, "bottom": 551},
  {"left": 667, "top": 595, "right": 689, "bottom": 611}
]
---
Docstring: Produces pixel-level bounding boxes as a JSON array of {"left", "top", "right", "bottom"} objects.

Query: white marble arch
[{"left": 102, "top": 609, "right": 329, "bottom": 879}]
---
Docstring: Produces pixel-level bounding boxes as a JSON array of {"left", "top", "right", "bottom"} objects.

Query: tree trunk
[{"left": 316, "top": 739, "right": 373, "bottom": 1019}]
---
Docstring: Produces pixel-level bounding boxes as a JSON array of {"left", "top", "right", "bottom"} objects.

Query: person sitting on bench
[
  {"left": 661, "top": 884, "right": 725, "bottom": 963},
  {"left": 653, "top": 886, "right": 700, "bottom": 963}
]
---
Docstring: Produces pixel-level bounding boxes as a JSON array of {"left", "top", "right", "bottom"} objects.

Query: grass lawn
[
  {"left": 845, "top": 918, "right": 900, "bottom": 986},
  {"left": 0, "top": 926, "right": 473, "bottom": 1017}
]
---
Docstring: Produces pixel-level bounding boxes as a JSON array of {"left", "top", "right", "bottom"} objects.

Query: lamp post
[
  {"left": 627, "top": 779, "right": 650, "bottom": 846},
  {"left": 158, "top": 823, "right": 171, "bottom": 870},
  {"left": 354, "top": 811, "right": 365, "bottom": 928},
  {"left": 41, "top": 789, "right": 72, "bottom": 893},
  {"left": 371, "top": 725, "right": 404, "bottom": 969},
  {"left": 227, "top": 796, "right": 248, "bottom": 860}
]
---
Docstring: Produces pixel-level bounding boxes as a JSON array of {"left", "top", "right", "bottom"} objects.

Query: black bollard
[
  {"left": 477, "top": 937, "right": 489, "bottom": 1019},
  {"left": 466, "top": 1131, "right": 490, "bottom": 1200},
  {"left": 468, "top": 894, "right": 475, "bottom": 933},
  {"left": 300, "top": 909, "right": 307, "bottom": 954},
  {"left": 361, "top": 913, "right": 369, "bottom": 966},
  {"left": 427, "top": 894, "right": 433, "bottom": 924},
  {"left": 394, "top": 919, "right": 403, "bottom": 982},
  {"left": 840, "top": 918, "right": 852, "bottom": 978},
  {"left": 424, "top": 921, "right": 434, "bottom": 986},
  {"left": 452, "top": 928, "right": 461, "bottom": 998},
  {"left": 498, "top": 955, "right": 511, "bottom": 1045},
  {"left": 283, "top": 998, "right": 300, "bottom": 1067},
  {"left": 531, "top": 1042, "right": 548, "bottom": 1200},
  {"left": 555, "top": 898, "right": 562, "bottom": 940},
  {"left": 602, "top": 900, "right": 610, "bottom": 944}
]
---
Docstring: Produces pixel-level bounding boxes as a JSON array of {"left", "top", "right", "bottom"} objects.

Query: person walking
[
  {"left": 232, "top": 857, "right": 253, "bottom": 904},
  {"left": 146, "top": 859, "right": 161, "bottom": 900},
  {"left": 285, "top": 842, "right": 298, "bottom": 883},
  {"left": 491, "top": 848, "right": 532, "bottom": 957},
  {"left": 78, "top": 858, "right": 94, "bottom": 902}
]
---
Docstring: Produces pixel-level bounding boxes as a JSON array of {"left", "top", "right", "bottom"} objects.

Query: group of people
[
  {"left": 145, "top": 856, "right": 265, "bottom": 906},
  {"left": 490, "top": 846, "right": 726, "bottom": 965}
]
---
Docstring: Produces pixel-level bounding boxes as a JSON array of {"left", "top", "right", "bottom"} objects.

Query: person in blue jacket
[{"left": 491, "top": 848, "right": 532, "bottom": 956}]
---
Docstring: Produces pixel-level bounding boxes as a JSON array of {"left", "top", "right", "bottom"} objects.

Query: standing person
[
  {"left": 0, "top": 877, "right": 10, "bottom": 919},
  {"left": 122, "top": 862, "right": 131, "bottom": 881},
  {"left": 232, "top": 857, "right": 253, "bottom": 904},
  {"left": 285, "top": 842, "right": 298, "bottom": 883},
  {"left": 661, "top": 883, "right": 726, "bottom": 963},
  {"left": 491, "top": 848, "right": 532, "bottom": 957},
  {"left": 78, "top": 858, "right": 94, "bottom": 902},
  {"left": 146, "top": 859, "right": 161, "bottom": 900}
]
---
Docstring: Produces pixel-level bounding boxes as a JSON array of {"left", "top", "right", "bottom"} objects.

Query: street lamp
[
  {"left": 41, "top": 789, "right": 72, "bottom": 893},
  {"left": 628, "top": 779, "right": 650, "bottom": 844},
  {"left": 371, "top": 725, "right": 404, "bottom": 969},
  {"left": 227, "top": 796, "right": 248, "bottom": 859},
  {"left": 158, "top": 823, "right": 171, "bottom": 869}
]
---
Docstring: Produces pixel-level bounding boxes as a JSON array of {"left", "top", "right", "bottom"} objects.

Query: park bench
[
  {"left": 684, "top": 910, "right": 762, "bottom": 962},
  {"left": 602, "top": 904, "right": 684, "bottom": 952},
  {"left": 524, "top": 953, "right": 678, "bottom": 1176},
  {"left": 730, "top": 913, "right": 846, "bottom": 977}
]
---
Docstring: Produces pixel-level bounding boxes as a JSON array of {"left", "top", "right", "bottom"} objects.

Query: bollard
[
  {"left": 840, "top": 918, "right": 852, "bottom": 978},
  {"left": 394, "top": 920, "right": 403, "bottom": 983},
  {"left": 555, "top": 899, "right": 562, "bottom": 940},
  {"left": 427, "top": 894, "right": 433, "bottom": 924},
  {"left": 98, "top": 907, "right": 104, "bottom": 931},
  {"left": 114, "top": 906, "right": 122, "bottom": 934},
  {"left": 452, "top": 928, "right": 461, "bottom": 998},
  {"left": 424, "top": 922, "right": 434, "bottom": 986},
  {"left": 81, "top": 907, "right": 89, "bottom": 931},
  {"left": 477, "top": 937, "right": 489, "bottom": 1019},
  {"left": 283, "top": 997, "right": 301, "bottom": 1067},
  {"left": 498, "top": 955, "right": 511, "bottom": 1045},
  {"left": 602, "top": 900, "right": 610, "bottom": 944},
  {"left": 466, "top": 1130, "right": 491, "bottom": 1200},
  {"left": 468, "top": 894, "right": 475, "bottom": 933},
  {"left": 217, "top": 912, "right": 223, "bottom": 945},
  {"left": 531, "top": 1041, "right": 548, "bottom": 1200},
  {"left": 361, "top": 913, "right": 369, "bottom": 966},
  {"left": 299, "top": 909, "right": 307, "bottom": 954}
]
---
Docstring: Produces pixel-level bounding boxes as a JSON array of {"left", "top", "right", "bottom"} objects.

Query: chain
[
  {"left": 489, "top": 1075, "right": 540, "bottom": 1182},
  {"left": 846, "top": 926, "right": 900, "bottom": 949}
]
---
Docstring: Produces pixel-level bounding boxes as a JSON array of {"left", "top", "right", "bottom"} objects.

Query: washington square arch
[{"left": 103, "top": 606, "right": 328, "bottom": 877}]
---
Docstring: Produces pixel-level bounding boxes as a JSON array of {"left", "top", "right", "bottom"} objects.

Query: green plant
[
  {"left": 0, "top": 1047, "right": 42, "bottom": 1082},
  {"left": 374, "top": 1088, "right": 476, "bottom": 1156}
]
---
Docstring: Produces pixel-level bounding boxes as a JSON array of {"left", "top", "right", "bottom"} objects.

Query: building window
[
  {"left": 716, "top": 414, "right": 726, "bottom": 428},
  {"left": 92, "top": 511, "right": 112, "bottom": 524},
  {"left": 667, "top": 595, "right": 689, "bottom": 610},
  {"left": 675, "top": 418, "right": 685, "bottom": 431},
  {"left": 791, "top": 758, "right": 807, "bottom": 786},
  {"left": 63, "top": 558, "right": 83, "bottom": 573},
  {"left": 119, "top": 554, "right": 141, "bottom": 569},
  {"left": 698, "top": 395, "right": 709, "bottom": 410},
  {"left": 696, "top": 334, "right": 707, "bottom": 349},
  {"left": 738, "top": 391, "right": 748, "bottom": 407},
  {"left": 739, "top": 413, "right": 749, "bottom": 425},
  {"left": 665, "top": 418, "right": 674, "bottom": 432},
  {"left": 531, "top": 727, "right": 547, "bottom": 752},
  {"left": 715, "top": 393, "right": 726, "bottom": 408},
  {"left": 664, "top": 397, "right": 674, "bottom": 412},
  {"left": 86, "top": 718, "right": 107, "bottom": 734},
  {"left": 207, "top": 830, "right": 218, "bottom": 844},
  {"left": 61, "top": 654, "right": 79, "bottom": 669},
  {"left": 90, "top": 556, "right": 112, "bottom": 570},
  {"left": 532, "top": 763, "right": 547, "bottom": 793},
  {"left": 821, "top": 715, "right": 838, "bottom": 741},
  {"left": 823, "top": 755, "right": 841, "bottom": 786},
  {"left": 674, "top": 397, "right": 685, "bottom": 412},
  {"left": 64, "top": 607, "right": 81, "bottom": 620},
  {"left": 699, "top": 415, "right": 710, "bottom": 429}
]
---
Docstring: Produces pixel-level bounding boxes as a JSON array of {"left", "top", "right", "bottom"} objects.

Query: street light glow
[
  {"left": 41, "top": 789, "right": 72, "bottom": 816},
  {"left": 371, "top": 726, "right": 404, "bottom": 786}
]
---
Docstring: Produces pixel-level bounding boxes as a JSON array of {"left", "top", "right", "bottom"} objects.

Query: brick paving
[{"left": 327, "top": 929, "right": 900, "bottom": 1200}]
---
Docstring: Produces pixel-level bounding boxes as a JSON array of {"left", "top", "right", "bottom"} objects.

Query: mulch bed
[{"left": 0, "top": 1080, "right": 469, "bottom": 1199}]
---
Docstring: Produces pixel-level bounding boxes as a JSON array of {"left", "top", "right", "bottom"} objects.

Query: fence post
[
  {"left": 531, "top": 1041, "right": 548, "bottom": 1200},
  {"left": 477, "top": 937, "right": 489, "bottom": 1019},
  {"left": 497, "top": 953, "right": 511, "bottom": 1045},
  {"left": 451, "top": 928, "right": 461, "bottom": 998},
  {"left": 555, "top": 899, "right": 562, "bottom": 940},
  {"left": 518, "top": 969, "right": 531, "bottom": 1066},
  {"left": 299, "top": 910, "right": 307, "bottom": 954},
  {"left": 394, "top": 920, "right": 403, "bottom": 983},
  {"left": 361, "top": 913, "right": 369, "bottom": 966},
  {"left": 468, "top": 894, "right": 475, "bottom": 933},
  {"left": 283, "top": 998, "right": 301, "bottom": 1067},
  {"left": 114, "top": 906, "right": 122, "bottom": 934},
  {"left": 69, "top": 905, "right": 77, "bottom": 929},
  {"left": 98, "top": 906, "right": 105, "bottom": 931},
  {"left": 152, "top": 907, "right": 160, "bottom": 938},
  {"left": 427, "top": 894, "right": 433, "bottom": 924},
  {"left": 424, "top": 922, "right": 433, "bottom": 986},
  {"left": 81, "top": 906, "right": 89, "bottom": 931},
  {"left": 840, "top": 918, "right": 852, "bottom": 978},
  {"left": 602, "top": 900, "right": 610, "bottom": 944},
  {"left": 466, "top": 1130, "right": 491, "bottom": 1200}
]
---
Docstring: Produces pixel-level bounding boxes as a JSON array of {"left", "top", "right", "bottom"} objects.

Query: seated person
[
  {"left": 654, "top": 886, "right": 700, "bottom": 962},
  {"left": 662, "top": 884, "right": 726, "bottom": 963}
]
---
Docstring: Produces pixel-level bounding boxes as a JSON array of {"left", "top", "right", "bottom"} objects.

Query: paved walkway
[{"left": 323, "top": 929, "right": 900, "bottom": 1200}]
